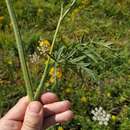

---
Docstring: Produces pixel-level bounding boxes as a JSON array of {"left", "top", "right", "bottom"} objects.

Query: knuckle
[
  {"left": 22, "top": 114, "right": 41, "bottom": 130},
  {"left": 23, "top": 121, "right": 40, "bottom": 130}
]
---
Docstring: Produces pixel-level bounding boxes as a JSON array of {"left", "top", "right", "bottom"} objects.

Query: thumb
[{"left": 21, "top": 101, "right": 43, "bottom": 130}]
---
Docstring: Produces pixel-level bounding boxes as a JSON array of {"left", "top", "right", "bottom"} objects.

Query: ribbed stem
[{"left": 5, "top": 0, "right": 34, "bottom": 101}]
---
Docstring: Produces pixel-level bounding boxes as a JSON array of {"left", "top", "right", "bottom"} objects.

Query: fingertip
[
  {"left": 62, "top": 110, "right": 74, "bottom": 121},
  {"left": 63, "top": 100, "right": 71, "bottom": 109},
  {"left": 41, "top": 92, "right": 59, "bottom": 104}
]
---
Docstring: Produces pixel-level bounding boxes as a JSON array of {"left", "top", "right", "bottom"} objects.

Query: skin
[{"left": 0, "top": 92, "right": 74, "bottom": 130}]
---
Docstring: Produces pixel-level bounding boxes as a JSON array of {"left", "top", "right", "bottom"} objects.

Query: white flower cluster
[
  {"left": 91, "top": 107, "right": 111, "bottom": 126},
  {"left": 29, "top": 52, "right": 40, "bottom": 63},
  {"left": 29, "top": 39, "right": 50, "bottom": 63},
  {"left": 37, "top": 45, "right": 49, "bottom": 56}
]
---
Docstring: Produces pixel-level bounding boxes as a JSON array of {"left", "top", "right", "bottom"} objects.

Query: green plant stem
[
  {"left": 34, "top": 0, "right": 76, "bottom": 100},
  {"left": 62, "top": 0, "right": 76, "bottom": 19},
  {"left": 34, "top": 5, "right": 63, "bottom": 100},
  {"left": 5, "top": 0, "right": 34, "bottom": 101}
]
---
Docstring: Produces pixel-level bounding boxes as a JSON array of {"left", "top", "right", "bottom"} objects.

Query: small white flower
[
  {"left": 104, "top": 121, "right": 108, "bottom": 126},
  {"left": 99, "top": 121, "right": 103, "bottom": 125},
  {"left": 29, "top": 52, "right": 40, "bottom": 63},
  {"left": 99, "top": 107, "right": 103, "bottom": 112},
  {"left": 92, "top": 116, "right": 97, "bottom": 121},
  {"left": 91, "top": 106, "right": 111, "bottom": 126},
  {"left": 37, "top": 44, "right": 50, "bottom": 56},
  {"left": 91, "top": 110, "right": 95, "bottom": 115},
  {"left": 95, "top": 107, "right": 98, "bottom": 111}
]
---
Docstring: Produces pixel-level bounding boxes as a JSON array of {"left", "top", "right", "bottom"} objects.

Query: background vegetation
[{"left": 0, "top": 0, "right": 130, "bottom": 129}]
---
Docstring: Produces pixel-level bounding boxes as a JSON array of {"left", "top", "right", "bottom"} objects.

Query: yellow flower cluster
[
  {"left": 37, "top": 39, "right": 51, "bottom": 56},
  {"left": 39, "top": 39, "right": 50, "bottom": 48},
  {"left": 49, "top": 67, "right": 62, "bottom": 83}
]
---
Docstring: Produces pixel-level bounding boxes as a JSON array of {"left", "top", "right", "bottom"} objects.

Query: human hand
[{"left": 0, "top": 92, "right": 73, "bottom": 130}]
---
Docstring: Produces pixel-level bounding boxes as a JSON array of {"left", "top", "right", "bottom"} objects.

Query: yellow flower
[
  {"left": 58, "top": 126, "right": 64, "bottom": 130},
  {"left": 111, "top": 115, "right": 116, "bottom": 122},
  {"left": 0, "top": 16, "right": 4, "bottom": 23},
  {"left": 80, "top": 96, "right": 87, "bottom": 103},
  {"left": 49, "top": 67, "right": 55, "bottom": 76},
  {"left": 49, "top": 76, "right": 55, "bottom": 83},
  {"left": 49, "top": 67, "right": 62, "bottom": 79},
  {"left": 39, "top": 39, "right": 50, "bottom": 48}
]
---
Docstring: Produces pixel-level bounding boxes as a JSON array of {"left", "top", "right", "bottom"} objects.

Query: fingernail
[{"left": 28, "top": 102, "right": 42, "bottom": 113}]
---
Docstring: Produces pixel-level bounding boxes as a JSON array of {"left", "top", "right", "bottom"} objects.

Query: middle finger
[{"left": 44, "top": 100, "right": 71, "bottom": 117}]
